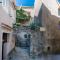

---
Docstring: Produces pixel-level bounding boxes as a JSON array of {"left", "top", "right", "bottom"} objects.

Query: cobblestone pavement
[{"left": 9, "top": 47, "right": 60, "bottom": 60}]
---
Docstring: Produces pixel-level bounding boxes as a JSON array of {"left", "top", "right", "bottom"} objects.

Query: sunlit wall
[
  {"left": 42, "top": 0, "right": 59, "bottom": 17},
  {"left": 34, "top": 0, "right": 42, "bottom": 16}
]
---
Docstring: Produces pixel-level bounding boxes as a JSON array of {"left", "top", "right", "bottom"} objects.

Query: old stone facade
[
  {"left": 0, "top": 0, "right": 16, "bottom": 60},
  {"left": 14, "top": 26, "right": 45, "bottom": 56},
  {"left": 42, "top": 3, "right": 60, "bottom": 53}
]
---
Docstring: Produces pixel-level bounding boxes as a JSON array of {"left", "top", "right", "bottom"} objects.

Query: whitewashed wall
[
  {"left": 34, "top": 0, "right": 60, "bottom": 17},
  {"left": 34, "top": 0, "right": 42, "bottom": 16},
  {"left": 42, "top": 0, "right": 59, "bottom": 17}
]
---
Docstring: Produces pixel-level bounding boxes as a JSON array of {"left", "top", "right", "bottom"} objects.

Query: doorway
[{"left": 2, "top": 33, "right": 9, "bottom": 60}]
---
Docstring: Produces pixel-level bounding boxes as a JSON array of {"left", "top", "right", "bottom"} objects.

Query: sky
[
  {"left": 58, "top": 0, "right": 60, "bottom": 3},
  {"left": 16, "top": 0, "right": 35, "bottom": 6}
]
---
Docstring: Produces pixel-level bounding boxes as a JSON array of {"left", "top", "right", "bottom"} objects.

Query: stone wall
[
  {"left": 14, "top": 26, "right": 44, "bottom": 56},
  {"left": 42, "top": 3, "right": 60, "bottom": 53}
]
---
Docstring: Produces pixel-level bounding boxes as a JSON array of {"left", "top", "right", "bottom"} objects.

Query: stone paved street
[{"left": 9, "top": 47, "right": 60, "bottom": 60}]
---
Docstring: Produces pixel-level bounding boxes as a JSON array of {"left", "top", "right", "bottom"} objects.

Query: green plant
[
  {"left": 29, "top": 21, "right": 41, "bottom": 30},
  {"left": 13, "top": 23, "right": 20, "bottom": 28},
  {"left": 30, "top": 23, "right": 36, "bottom": 30},
  {"left": 16, "top": 8, "right": 31, "bottom": 23}
]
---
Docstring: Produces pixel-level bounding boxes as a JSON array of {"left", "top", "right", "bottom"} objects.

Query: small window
[
  {"left": 58, "top": 8, "right": 60, "bottom": 16},
  {"left": 24, "top": 34, "right": 27, "bottom": 38},
  {"left": 58, "top": 21, "right": 60, "bottom": 28},
  {"left": 47, "top": 46, "right": 50, "bottom": 51},
  {"left": 59, "top": 21, "right": 60, "bottom": 25},
  {"left": 3, "top": 33, "right": 7, "bottom": 42}
]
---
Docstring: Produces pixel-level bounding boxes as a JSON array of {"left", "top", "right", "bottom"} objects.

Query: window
[
  {"left": 58, "top": 21, "right": 60, "bottom": 27},
  {"left": 3, "top": 33, "right": 8, "bottom": 42},
  {"left": 24, "top": 34, "right": 27, "bottom": 38},
  {"left": 58, "top": 8, "right": 60, "bottom": 16}
]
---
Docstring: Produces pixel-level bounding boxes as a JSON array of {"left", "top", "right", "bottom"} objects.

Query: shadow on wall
[{"left": 42, "top": 3, "right": 60, "bottom": 54}]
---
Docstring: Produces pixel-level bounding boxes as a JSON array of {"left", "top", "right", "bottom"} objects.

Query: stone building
[
  {"left": 0, "top": 0, "right": 16, "bottom": 60},
  {"left": 15, "top": 0, "right": 60, "bottom": 58},
  {"left": 15, "top": 25, "right": 44, "bottom": 57},
  {"left": 42, "top": 3, "right": 60, "bottom": 53},
  {"left": 33, "top": 0, "right": 60, "bottom": 53},
  {"left": 15, "top": 0, "right": 44, "bottom": 56}
]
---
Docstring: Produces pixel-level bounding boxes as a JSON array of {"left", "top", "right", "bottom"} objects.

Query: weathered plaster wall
[
  {"left": 15, "top": 26, "right": 44, "bottom": 56},
  {"left": 42, "top": 4, "right": 60, "bottom": 53}
]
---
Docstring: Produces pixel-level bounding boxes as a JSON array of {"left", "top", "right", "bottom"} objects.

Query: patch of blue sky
[
  {"left": 16, "top": 0, "right": 35, "bottom": 6},
  {"left": 58, "top": 0, "right": 60, "bottom": 3}
]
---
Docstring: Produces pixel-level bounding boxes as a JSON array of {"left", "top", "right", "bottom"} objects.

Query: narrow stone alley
[
  {"left": 8, "top": 47, "right": 60, "bottom": 60},
  {"left": 9, "top": 47, "right": 30, "bottom": 60}
]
